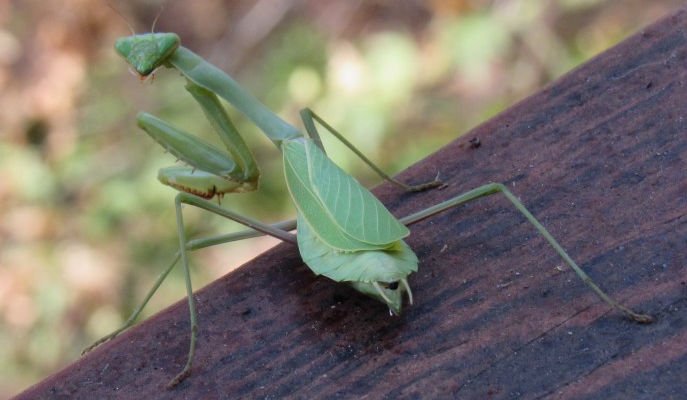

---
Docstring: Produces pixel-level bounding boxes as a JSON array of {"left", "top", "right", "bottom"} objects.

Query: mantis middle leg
[
  {"left": 83, "top": 191, "right": 298, "bottom": 388},
  {"left": 299, "top": 108, "right": 444, "bottom": 192},
  {"left": 167, "top": 193, "right": 298, "bottom": 387}
]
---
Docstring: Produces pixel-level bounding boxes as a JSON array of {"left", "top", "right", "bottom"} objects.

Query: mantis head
[{"left": 115, "top": 33, "right": 180, "bottom": 77}]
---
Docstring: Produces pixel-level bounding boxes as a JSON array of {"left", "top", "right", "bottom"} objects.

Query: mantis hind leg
[
  {"left": 401, "top": 182, "right": 654, "bottom": 324},
  {"left": 299, "top": 108, "right": 443, "bottom": 192}
]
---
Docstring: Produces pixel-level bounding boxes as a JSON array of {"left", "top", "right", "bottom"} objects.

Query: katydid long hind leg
[
  {"left": 299, "top": 108, "right": 444, "bottom": 192},
  {"left": 400, "top": 182, "right": 653, "bottom": 323}
]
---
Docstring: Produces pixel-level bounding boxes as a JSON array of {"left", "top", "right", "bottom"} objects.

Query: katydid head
[{"left": 115, "top": 33, "right": 180, "bottom": 77}]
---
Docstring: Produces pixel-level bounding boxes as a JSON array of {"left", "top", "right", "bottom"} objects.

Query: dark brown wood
[{"left": 16, "top": 7, "right": 687, "bottom": 400}]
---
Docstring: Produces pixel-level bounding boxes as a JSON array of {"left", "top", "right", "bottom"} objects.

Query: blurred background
[{"left": 0, "top": 0, "right": 682, "bottom": 395}]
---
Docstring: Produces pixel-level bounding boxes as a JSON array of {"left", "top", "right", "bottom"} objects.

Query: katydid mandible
[{"left": 85, "top": 31, "right": 653, "bottom": 387}]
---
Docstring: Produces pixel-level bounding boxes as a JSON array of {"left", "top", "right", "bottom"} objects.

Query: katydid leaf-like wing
[
  {"left": 296, "top": 214, "right": 418, "bottom": 283},
  {"left": 283, "top": 138, "right": 409, "bottom": 251}
]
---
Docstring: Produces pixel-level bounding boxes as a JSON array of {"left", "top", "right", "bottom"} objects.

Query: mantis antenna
[
  {"left": 150, "top": 2, "right": 165, "bottom": 33},
  {"left": 105, "top": 1, "right": 135, "bottom": 36}
]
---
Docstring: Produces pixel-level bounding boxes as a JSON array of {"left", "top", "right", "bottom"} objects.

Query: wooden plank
[{"left": 15, "top": 6, "right": 687, "bottom": 399}]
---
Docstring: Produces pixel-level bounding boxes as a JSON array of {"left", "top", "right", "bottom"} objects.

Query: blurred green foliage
[{"left": 0, "top": 0, "right": 681, "bottom": 396}]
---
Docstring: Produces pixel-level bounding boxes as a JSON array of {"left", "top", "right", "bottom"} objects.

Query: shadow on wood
[{"left": 16, "top": 6, "right": 687, "bottom": 400}]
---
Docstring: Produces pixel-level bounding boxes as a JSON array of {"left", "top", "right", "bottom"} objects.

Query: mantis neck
[{"left": 169, "top": 46, "right": 302, "bottom": 147}]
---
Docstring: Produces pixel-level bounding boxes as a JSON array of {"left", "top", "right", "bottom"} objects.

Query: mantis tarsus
[{"left": 85, "top": 31, "right": 654, "bottom": 388}]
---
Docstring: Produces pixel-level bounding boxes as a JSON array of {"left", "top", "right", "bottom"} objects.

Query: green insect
[{"left": 84, "top": 32, "right": 653, "bottom": 387}]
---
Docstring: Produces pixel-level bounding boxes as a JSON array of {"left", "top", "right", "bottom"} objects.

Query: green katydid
[{"left": 85, "top": 31, "right": 653, "bottom": 387}]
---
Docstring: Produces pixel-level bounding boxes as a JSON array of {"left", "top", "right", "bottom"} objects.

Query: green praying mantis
[{"left": 84, "top": 31, "right": 654, "bottom": 388}]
